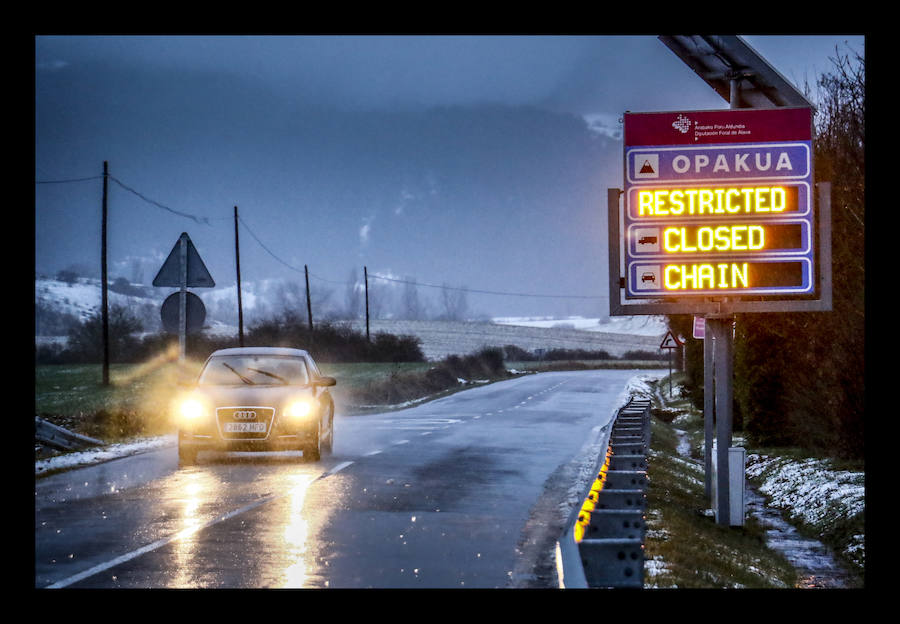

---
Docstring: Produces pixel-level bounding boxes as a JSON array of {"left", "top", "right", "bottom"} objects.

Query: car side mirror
[{"left": 315, "top": 376, "right": 336, "bottom": 387}]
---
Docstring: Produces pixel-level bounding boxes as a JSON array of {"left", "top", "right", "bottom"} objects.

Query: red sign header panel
[{"left": 624, "top": 108, "right": 812, "bottom": 147}]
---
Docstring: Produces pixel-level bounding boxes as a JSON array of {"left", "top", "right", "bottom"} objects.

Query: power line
[
  {"left": 37, "top": 170, "right": 608, "bottom": 302},
  {"left": 367, "top": 273, "right": 608, "bottom": 300},
  {"left": 306, "top": 269, "right": 606, "bottom": 300},
  {"left": 307, "top": 271, "right": 352, "bottom": 286},
  {"left": 237, "top": 215, "right": 306, "bottom": 275},
  {"left": 108, "top": 175, "right": 226, "bottom": 225},
  {"left": 35, "top": 175, "right": 104, "bottom": 184},
  {"left": 35, "top": 171, "right": 227, "bottom": 226}
]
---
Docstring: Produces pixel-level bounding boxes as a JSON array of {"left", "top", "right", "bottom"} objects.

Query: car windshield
[{"left": 198, "top": 355, "right": 309, "bottom": 386}]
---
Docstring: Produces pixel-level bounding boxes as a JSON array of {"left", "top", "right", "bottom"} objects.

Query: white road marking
[
  {"left": 326, "top": 461, "right": 354, "bottom": 476},
  {"left": 44, "top": 460, "right": 351, "bottom": 589},
  {"left": 45, "top": 492, "right": 279, "bottom": 588}
]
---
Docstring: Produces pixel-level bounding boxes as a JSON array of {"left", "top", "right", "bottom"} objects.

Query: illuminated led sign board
[{"left": 623, "top": 107, "right": 814, "bottom": 299}]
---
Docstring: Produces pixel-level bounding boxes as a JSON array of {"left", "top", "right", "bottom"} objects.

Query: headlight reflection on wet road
[
  {"left": 279, "top": 472, "right": 317, "bottom": 588},
  {"left": 170, "top": 469, "right": 218, "bottom": 588}
]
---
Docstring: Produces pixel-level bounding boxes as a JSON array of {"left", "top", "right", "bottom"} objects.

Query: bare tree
[
  {"left": 309, "top": 283, "right": 336, "bottom": 320},
  {"left": 402, "top": 277, "right": 425, "bottom": 320},
  {"left": 440, "top": 283, "right": 468, "bottom": 321},
  {"left": 366, "top": 277, "right": 392, "bottom": 320},
  {"left": 273, "top": 280, "right": 306, "bottom": 317},
  {"left": 344, "top": 268, "right": 363, "bottom": 320}
]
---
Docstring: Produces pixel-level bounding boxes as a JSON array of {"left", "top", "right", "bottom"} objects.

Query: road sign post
[
  {"left": 153, "top": 232, "right": 215, "bottom": 361},
  {"left": 606, "top": 35, "right": 834, "bottom": 527},
  {"left": 660, "top": 330, "right": 683, "bottom": 396},
  {"left": 608, "top": 107, "right": 831, "bottom": 526}
]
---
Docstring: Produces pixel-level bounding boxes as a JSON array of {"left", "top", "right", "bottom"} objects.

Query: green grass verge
[{"left": 642, "top": 374, "right": 799, "bottom": 588}]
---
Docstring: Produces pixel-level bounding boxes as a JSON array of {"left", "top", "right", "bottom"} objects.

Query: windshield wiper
[
  {"left": 247, "top": 367, "right": 289, "bottom": 384},
  {"left": 222, "top": 362, "right": 255, "bottom": 385}
]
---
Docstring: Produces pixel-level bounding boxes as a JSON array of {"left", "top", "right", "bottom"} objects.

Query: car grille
[{"left": 216, "top": 406, "right": 276, "bottom": 440}]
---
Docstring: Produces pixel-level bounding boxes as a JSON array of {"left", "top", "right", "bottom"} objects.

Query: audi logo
[{"left": 232, "top": 410, "right": 257, "bottom": 421}]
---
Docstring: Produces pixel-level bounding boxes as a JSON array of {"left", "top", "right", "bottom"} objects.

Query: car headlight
[
  {"left": 179, "top": 397, "right": 206, "bottom": 422},
  {"left": 285, "top": 399, "right": 313, "bottom": 421}
]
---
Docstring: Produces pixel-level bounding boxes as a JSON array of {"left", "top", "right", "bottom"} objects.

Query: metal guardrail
[
  {"left": 556, "top": 398, "right": 652, "bottom": 588},
  {"left": 35, "top": 417, "right": 103, "bottom": 452}
]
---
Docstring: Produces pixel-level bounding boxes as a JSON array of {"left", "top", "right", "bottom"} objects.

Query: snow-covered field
[
  {"left": 35, "top": 277, "right": 668, "bottom": 361},
  {"left": 341, "top": 318, "right": 665, "bottom": 360},
  {"left": 493, "top": 315, "right": 666, "bottom": 336}
]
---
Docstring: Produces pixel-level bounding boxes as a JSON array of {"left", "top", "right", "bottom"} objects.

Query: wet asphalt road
[{"left": 35, "top": 369, "right": 648, "bottom": 588}]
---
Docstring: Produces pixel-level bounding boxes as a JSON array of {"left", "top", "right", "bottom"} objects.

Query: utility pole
[
  {"left": 364, "top": 266, "right": 370, "bottom": 341},
  {"left": 305, "top": 265, "right": 313, "bottom": 331},
  {"left": 234, "top": 206, "right": 244, "bottom": 347},
  {"left": 101, "top": 161, "right": 110, "bottom": 386}
]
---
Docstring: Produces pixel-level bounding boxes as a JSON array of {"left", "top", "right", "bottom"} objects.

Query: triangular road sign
[
  {"left": 152, "top": 232, "right": 215, "bottom": 287},
  {"left": 660, "top": 330, "right": 683, "bottom": 349}
]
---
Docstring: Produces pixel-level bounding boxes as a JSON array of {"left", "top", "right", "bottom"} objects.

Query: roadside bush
[
  {"left": 244, "top": 313, "right": 424, "bottom": 363},
  {"left": 502, "top": 344, "right": 532, "bottom": 361},
  {"left": 368, "top": 332, "right": 425, "bottom": 363},
  {"left": 62, "top": 305, "right": 145, "bottom": 364},
  {"left": 83, "top": 408, "right": 147, "bottom": 441},
  {"left": 36, "top": 311, "right": 426, "bottom": 366},
  {"left": 622, "top": 349, "right": 667, "bottom": 361},
  {"left": 544, "top": 348, "right": 612, "bottom": 361},
  {"left": 349, "top": 347, "right": 509, "bottom": 407}
]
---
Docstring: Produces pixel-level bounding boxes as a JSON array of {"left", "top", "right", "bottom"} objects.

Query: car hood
[{"left": 189, "top": 384, "right": 315, "bottom": 408}]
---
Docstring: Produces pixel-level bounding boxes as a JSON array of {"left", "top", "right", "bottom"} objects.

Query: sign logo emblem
[
  {"left": 672, "top": 114, "right": 691, "bottom": 134},
  {"left": 233, "top": 410, "right": 257, "bottom": 421}
]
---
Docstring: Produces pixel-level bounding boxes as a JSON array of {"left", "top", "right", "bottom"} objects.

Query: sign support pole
[
  {"left": 179, "top": 233, "right": 187, "bottom": 362},
  {"left": 708, "top": 316, "right": 734, "bottom": 524},
  {"left": 668, "top": 348, "right": 672, "bottom": 396},
  {"left": 704, "top": 321, "right": 714, "bottom": 503}
]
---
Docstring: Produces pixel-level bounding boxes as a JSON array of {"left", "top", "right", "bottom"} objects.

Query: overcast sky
[{"left": 34, "top": 34, "right": 864, "bottom": 322}]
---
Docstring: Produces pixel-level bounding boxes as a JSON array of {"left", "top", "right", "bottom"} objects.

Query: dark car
[{"left": 175, "top": 347, "right": 335, "bottom": 465}]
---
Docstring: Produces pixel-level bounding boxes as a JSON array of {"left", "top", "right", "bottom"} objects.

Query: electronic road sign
[{"left": 622, "top": 107, "right": 814, "bottom": 299}]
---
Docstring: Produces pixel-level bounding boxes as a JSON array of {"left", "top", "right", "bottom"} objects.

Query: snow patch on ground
[
  {"left": 493, "top": 315, "right": 668, "bottom": 337},
  {"left": 35, "top": 435, "right": 175, "bottom": 476},
  {"left": 746, "top": 453, "right": 865, "bottom": 570}
]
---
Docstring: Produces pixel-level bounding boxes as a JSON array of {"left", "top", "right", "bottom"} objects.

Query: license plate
[{"left": 224, "top": 422, "right": 267, "bottom": 433}]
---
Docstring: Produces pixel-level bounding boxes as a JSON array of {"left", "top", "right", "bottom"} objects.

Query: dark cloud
[{"left": 34, "top": 35, "right": 863, "bottom": 319}]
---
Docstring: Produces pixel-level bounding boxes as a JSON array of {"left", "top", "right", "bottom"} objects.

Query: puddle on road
[{"left": 673, "top": 429, "right": 854, "bottom": 589}]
